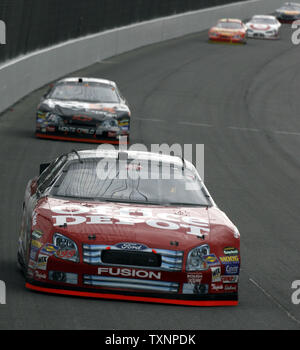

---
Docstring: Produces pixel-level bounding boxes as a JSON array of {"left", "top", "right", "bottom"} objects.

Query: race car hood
[
  {"left": 210, "top": 27, "right": 244, "bottom": 34},
  {"left": 277, "top": 9, "right": 300, "bottom": 15},
  {"left": 39, "top": 99, "right": 129, "bottom": 121},
  {"left": 246, "top": 22, "right": 273, "bottom": 31},
  {"left": 36, "top": 197, "right": 237, "bottom": 251}
]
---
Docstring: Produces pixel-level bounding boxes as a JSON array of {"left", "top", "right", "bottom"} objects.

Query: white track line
[
  {"left": 178, "top": 121, "right": 214, "bottom": 127},
  {"left": 227, "top": 126, "right": 261, "bottom": 132}
]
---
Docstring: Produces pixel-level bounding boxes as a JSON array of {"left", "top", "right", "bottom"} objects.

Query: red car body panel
[
  {"left": 21, "top": 192, "right": 240, "bottom": 306},
  {"left": 209, "top": 19, "right": 247, "bottom": 44}
]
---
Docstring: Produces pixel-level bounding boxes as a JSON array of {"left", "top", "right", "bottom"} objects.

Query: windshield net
[
  {"left": 53, "top": 159, "right": 211, "bottom": 207},
  {"left": 48, "top": 83, "right": 119, "bottom": 103}
]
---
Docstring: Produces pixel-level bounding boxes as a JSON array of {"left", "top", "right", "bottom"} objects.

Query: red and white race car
[
  {"left": 245, "top": 15, "right": 281, "bottom": 39},
  {"left": 18, "top": 149, "right": 240, "bottom": 306}
]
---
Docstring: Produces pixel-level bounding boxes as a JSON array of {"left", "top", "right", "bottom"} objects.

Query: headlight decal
[
  {"left": 186, "top": 244, "right": 211, "bottom": 271},
  {"left": 53, "top": 233, "right": 79, "bottom": 262}
]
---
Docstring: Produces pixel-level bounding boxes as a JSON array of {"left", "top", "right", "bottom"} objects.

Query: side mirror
[{"left": 39, "top": 163, "right": 50, "bottom": 175}]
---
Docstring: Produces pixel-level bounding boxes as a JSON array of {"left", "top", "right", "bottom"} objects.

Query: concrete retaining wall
[{"left": 0, "top": 0, "right": 283, "bottom": 114}]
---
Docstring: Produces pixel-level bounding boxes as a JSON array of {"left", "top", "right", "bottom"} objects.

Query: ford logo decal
[{"left": 115, "top": 242, "right": 148, "bottom": 251}]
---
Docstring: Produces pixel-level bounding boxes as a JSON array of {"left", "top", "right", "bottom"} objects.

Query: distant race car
[
  {"left": 208, "top": 18, "right": 247, "bottom": 44},
  {"left": 36, "top": 77, "right": 131, "bottom": 144},
  {"left": 245, "top": 15, "right": 281, "bottom": 39},
  {"left": 275, "top": 2, "right": 300, "bottom": 22},
  {"left": 18, "top": 149, "right": 241, "bottom": 306}
]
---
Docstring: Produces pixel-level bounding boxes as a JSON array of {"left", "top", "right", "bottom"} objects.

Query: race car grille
[
  {"left": 83, "top": 275, "right": 180, "bottom": 293},
  {"left": 280, "top": 14, "right": 297, "bottom": 20},
  {"left": 101, "top": 250, "right": 161, "bottom": 267},
  {"left": 82, "top": 244, "right": 184, "bottom": 271}
]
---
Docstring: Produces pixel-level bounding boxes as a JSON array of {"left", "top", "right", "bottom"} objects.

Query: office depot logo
[{"left": 0, "top": 280, "right": 6, "bottom": 304}]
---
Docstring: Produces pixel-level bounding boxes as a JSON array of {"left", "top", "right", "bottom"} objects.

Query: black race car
[
  {"left": 36, "top": 77, "right": 131, "bottom": 144},
  {"left": 275, "top": 2, "right": 300, "bottom": 23}
]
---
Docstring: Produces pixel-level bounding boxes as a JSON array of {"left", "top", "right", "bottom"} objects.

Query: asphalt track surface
[{"left": 0, "top": 24, "right": 300, "bottom": 330}]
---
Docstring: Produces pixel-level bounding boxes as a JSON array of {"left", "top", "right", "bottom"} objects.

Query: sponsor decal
[
  {"left": 203, "top": 254, "right": 220, "bottom": 267},
  {"left": 30, "top": 246, "right": 39, "bottom": 260},
  {"left": 210, "top": 282, "right": 224, "bottom": 293},
  {"left": 41, "top": 243, "right": 58, "bottom": 256},
  {"left": 31, "top": 239, "right": 43, "bottom": 249},
  {"left": 55, "top": 249, "right": 76, "bottom": 259},
  {"left": 224, "top": 264, "right": 239, "bottom": 275},
  {"left": 187, "top": 273, "right": 203, "bottom": 284},
  {"left": 211, "top": 266, "right": 221, "bottom": 282},
  {"left": 72, "top": 115, "right": 93, "bottom": 122},
  {"left": 28, "top": 259, "right": 37, "bottom": 269},
  {"left": 219, "top": 255, "right": 239, "bottom": 265},
  {"left": 183, "top": 283, "right": 208, "bottom": 295},
  {"left": 32, "top": 211, "right": 38, "bottom": 226},
  {"left": 115, "top": 242, "right": 148, "bottom": 251},
  {"left": 221, "top": 275, "right": 239, "bottom": 284},
  {"left": 58, "top": 126, "right": 96, "bottom": 135},
  {"left": 97, "top": 267, "right": 161, "bottom": 280},
  {"left": 51, "top": 206, "right": 210, "bottom": 238},
  {"left": 37, "top": 254, "right": 49, "bottom": 270},
  {"left": 223, "top": 247, "right": 239, "bottom": 256},
  {"left": 35, "top": 271, "right": 47, "bottom": 280},
  {"left": 27, "top": 268, "right": 34, "bottom": 278},
  {"left": 224, "top": 284, "right": 237, "bottom": 292},
  {"left": 32, "top": 230, "right": 44, "bottom": 241},
  {"left": 46, "top": 126, "right": 56, "bottom": 133}
]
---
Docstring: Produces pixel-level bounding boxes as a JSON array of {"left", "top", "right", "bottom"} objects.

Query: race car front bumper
[
  {"left": 209, "top": 35, "right": 246, "bottom": 44},
  {"left": 247, "top": 30, "right": 278, "bottom": 39},
  {"left": 26, "top": 281, "right": 238, "bottom": 306},
  {"left": 276, "top": 14, "right": 300, "bottom": 23},
  {"left": 25, "top": 259, "right": 239, "bottom": 306}
]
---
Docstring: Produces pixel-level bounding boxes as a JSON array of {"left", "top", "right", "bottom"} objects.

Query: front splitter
[{"left": 26, "top": 282, "right": 238, "bottom": 307}]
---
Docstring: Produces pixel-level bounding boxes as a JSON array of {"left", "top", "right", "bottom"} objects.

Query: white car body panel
[{"left": 245, "top": 15, "right": 281, "bottom": 39}]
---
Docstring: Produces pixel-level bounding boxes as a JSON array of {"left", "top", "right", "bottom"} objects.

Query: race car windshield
[
  {"left": 251, "top": 18, "right": 277, "bottom": 24},
  {"left": 280, "top": 4, "right": 300, "bottom": 10},
  {"left": 48, "top": 83, "right": 120, "bottom": 103},
  {"left": 217, "top": 22, "right": 243, "bottom": 29},
  {"left": 52, "top": 159, "right": 211, "bottom": 207}
]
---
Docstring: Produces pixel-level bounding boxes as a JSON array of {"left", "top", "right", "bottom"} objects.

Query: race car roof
[
  {"left": 67, "top": 149, "right": 196, "bottom": 173},
  {"left": 218, "top": 18, "right": 243, "bottom": 23},
  {"left": 56, "top": 77, "right": 117, "bottom": 87},
  {"left": 251, "top": 15, "right": 277, "bottom": 19},
  {"left": 284, "top": 2, "right": 300, "bottom": 6}
]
